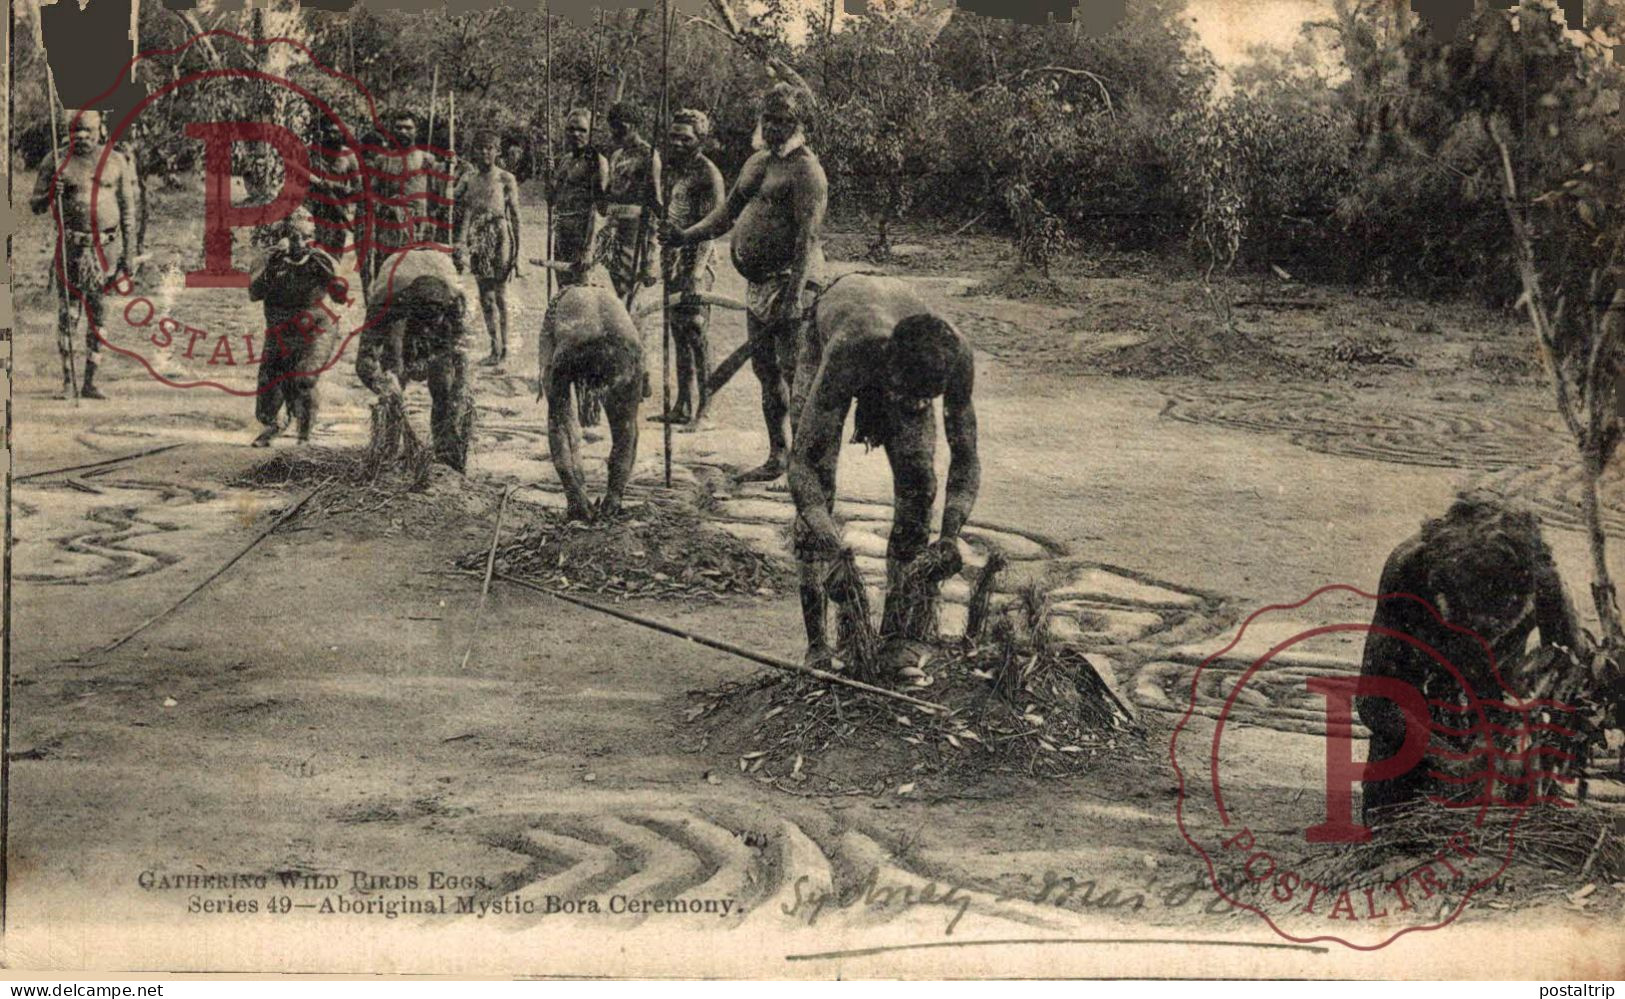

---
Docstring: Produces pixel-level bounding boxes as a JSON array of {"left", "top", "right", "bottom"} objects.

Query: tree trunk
[{"left": 1583, "top": 451, "right": 1625, "bottom": 644}]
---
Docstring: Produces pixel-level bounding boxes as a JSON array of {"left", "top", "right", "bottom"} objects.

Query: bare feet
[
  {"left": 803, "top": 642, "right": 835, "bottom": 672},
  {"left": 737, "top": 457, "right": 786, "bottom": 483}
]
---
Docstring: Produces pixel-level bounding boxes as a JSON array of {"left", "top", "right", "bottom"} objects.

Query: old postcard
[{"left": 4, "top": 0, "right": 1623, "bottom": 980}]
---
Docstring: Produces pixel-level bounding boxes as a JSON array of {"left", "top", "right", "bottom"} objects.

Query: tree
[{"left": 1393, "top": 0, "right": 1625, "bottom": 644}]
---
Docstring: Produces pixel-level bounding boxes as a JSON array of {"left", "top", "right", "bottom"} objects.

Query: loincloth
[
  {"left": 465, "top": 213, "right": 514, "bottom": 280},
  {"left": 57, "top": 228, "right": 117, "bottom": 295}
]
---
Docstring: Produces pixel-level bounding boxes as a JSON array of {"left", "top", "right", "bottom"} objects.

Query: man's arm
[
  {"left": 1357, "top": 543, "right": 1429, "bottom": 740},
  {"left": 451, "top": 172, "right": 469, "bottom": 246},
  {"left": 684, "top": 161, "right": 728, "bottom": 292},
  {"left": 679, "top": 152, "right": 764, "bottom": 244},
  {"left": 775, "top": 154, "right": 827, "bottom": 321},
  {"left": 504, "top": 171, "right": 523, "bottom": 272},
  {"left": 31, "top": 156, "right": 58, "bottom": 214},
  {"left": 940, "top": 352, "right": 980, "bottom": 541},
  {"left": 115, "top": 154, "right": 137, "bottom": 268},
  {"left": 788, "top": 350, "right": 854, "bottom": 555},
  {"left": 1532, "top": 549, "right": 1580, "bottom": 651}
]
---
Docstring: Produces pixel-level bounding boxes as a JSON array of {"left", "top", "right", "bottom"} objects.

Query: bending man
[
  {"left": 788, "top": 275, "right": 980, "bottom": 670},
  {"left": 538, "top": 277, "right": 644, "bottom": 522}
]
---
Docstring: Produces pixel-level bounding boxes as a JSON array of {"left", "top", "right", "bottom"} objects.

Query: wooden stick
[
  {"left": 660, "top": 0, "right": 673, "bottom": 488},
  {"left": 95, "top": 480, "right": 330, "bottom": 657},
  {"left": 45, "top": 68, "right": 79, "bottom": 404},
  {"left": 460, "top": 484, "right": 517, "bottom": 669},
  {"left": 543, "top": 1, "right": 555, "bottom": 310},
  {"left": 490, "top": 571, "right": 948, "bottom": 713},
  {"left": 15, "top": 442, "right": 186, "bottom": 482}
]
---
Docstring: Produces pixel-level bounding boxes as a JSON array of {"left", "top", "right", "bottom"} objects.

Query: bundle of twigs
[
  {"left": 827, "top": 550, "right": 883, "bottom": 681},
  {"left": 459, "top": 503, "right": 794, "bottom": 602},
  {"left": 1297, "top": 802, "right": 1623, "bottom": 891},
  {"left": 366, "top": 393, "right": 432, "bottom": 489}
]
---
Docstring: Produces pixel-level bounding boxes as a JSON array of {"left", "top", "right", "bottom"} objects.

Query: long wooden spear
[
  {"left": 544, "top": 0, "right": 555, "bottom": 310},
  {"left": 45, "top": 68, "right": 79, "bottom": 403},
  {"left": 659, "top": 0, "right": 673, "bottom": 487}
]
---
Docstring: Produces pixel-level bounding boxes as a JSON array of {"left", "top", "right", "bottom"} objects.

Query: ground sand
[{"left": 4, "top": 187, "right": 1621, "bottom": 976}]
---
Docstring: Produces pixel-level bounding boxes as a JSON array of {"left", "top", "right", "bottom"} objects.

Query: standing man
[
  {"left": 602, "top": 101, "right": 661, "bottom": 306},
  {"left": 787, "top": 276, "right": 980, "bottom": 671},
  {"left": 307, "top": 115, "right": 362, "bottom": 279},
  {"left": 549, "top": 108, "right": 607, "bottom": 289},
  {"left": 367, "top": 110, "right": 442, "bottom": 288},
  {"left": 248, "top": 209, "right": 347, "bottom": 447},
  {"left": 653, "top": 108, "right": 726, "bottom": 427},
  {"left": 662, "top": 83, "right": 827, "bottom": 482},
  {"left": 31, "top": 109, "right": 138, "bottom": 400},
  {"left": 454, "top": 131, "right": 523, "bottom": 368}
]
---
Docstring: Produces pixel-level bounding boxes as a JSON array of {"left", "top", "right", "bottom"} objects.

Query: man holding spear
[
  {"left": 653, "top": 108, "right": 725, "bottom": 427},
  {"left": 31, "top": 108, "right": 138, "bottom": 400},
  {"left": 661, "top": 83, "right": 827, "bottom": 483}
]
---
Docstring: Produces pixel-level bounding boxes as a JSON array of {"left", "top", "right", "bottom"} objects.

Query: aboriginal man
[
  {"left": 248, "top": 209, "right": 347, "bottom": 447},
  {"left": 788, "top": 275, "right": 979, "bottom": 671},
  {"left": 356, "top": 248, "right": 474, "bottom": 473},
  {"left": 663, "top": 83, "right": 827, "bottom": 482},
  {"left": 454, "top": 131, "right": 523, "bottom": 367},
  {"left": 653, "top": 108, "right": 725, "bottom": 426},
  {"left": 603, "top": 101, "right": 661, "bottom": 306},
  {"left": 30, "top": 109, "right": 138, "bottom": 399},
  {"left": 548, "top": 109, "right": 607, "bottom": 289},
  {"left": 367, "top": 110, "right": 442, "bottom": 287},
  {"left": 1357, "top": 492, "right": 1580, "bottom": 824},
  {"left": 537, "top": 268, "right": 644, "bottom": 522}
]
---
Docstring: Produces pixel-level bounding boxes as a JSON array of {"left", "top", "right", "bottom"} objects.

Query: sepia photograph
[{"left": 4, "top": 0, "right": 1624, "bottom": 980}]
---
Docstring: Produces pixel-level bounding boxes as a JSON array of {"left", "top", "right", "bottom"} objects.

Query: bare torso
[
  {"left": 730, "top": 148, "right": 825, "bottom": 283},
  {"left": 45, "top": 150, "right": 128, "bottom": 231}
]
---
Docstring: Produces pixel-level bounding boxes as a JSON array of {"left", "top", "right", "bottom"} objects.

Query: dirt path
[{"left": 6, "top": 194, "right": 1619, "bottom": 974}]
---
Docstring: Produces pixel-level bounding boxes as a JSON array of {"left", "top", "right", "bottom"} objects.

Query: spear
[
  {"left": 659, "top": 0, "right": 672, "bottom": 488},
  {"left": 427, "top": 64, "right": 439, "bottom": 233},
  {"left": 544, "top": 0, "right": 554, "bottom": 308},
  {"left": 45, "top": 68, "right": 80, "bottom": 403},
  {"left": 449, "top": 88, "right": 459, "bottom": 245}
]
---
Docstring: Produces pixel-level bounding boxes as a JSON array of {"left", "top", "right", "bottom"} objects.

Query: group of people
[{"left": 33, "top": 82, "right": 984, "bottom": 674}]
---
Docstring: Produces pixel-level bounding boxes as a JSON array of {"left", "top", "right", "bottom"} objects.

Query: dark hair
[
  {"left": 1419, "top": 491, "right": 1548, "bottom": 623},
  {"left": 761, "top": 82, "right": 811, "bottom": 122},
  {"left": 890, "top": 314, "right": 960, "bottom": 399},
  {"left": 607, "top": 101, "right": 644, "bottom": 130},
  {"left": 556, "top": 335, "right": 642, "bottom": 394}
]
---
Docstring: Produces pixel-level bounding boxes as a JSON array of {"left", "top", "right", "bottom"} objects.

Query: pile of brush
[
  {"left": 1288, "top": 802, "right": 1623, "bottom": 902},
  {"left": 692, "top": 551, "right": 1145, "bottom": 795},
  {"left": 458, "top": 502, "right": 796, "bottom": 602}
]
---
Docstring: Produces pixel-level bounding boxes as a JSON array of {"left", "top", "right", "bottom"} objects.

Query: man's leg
[
  {"left": 663, "top": 310, "right": 699, "bottom": 422},
  {"left": 792, "top": 450, "right": 841, "bottom": 669},
  {"left": 477, "top": 278, "right": 501, "bottom": 364},
  {"left": 428, "top": 352, "right": 473, "bottom": 473},
  {"left": 547, "top": 373, "right": 594, "bottom": 521},
  {"left": 740, "top": 309, "right": 789, "bottom": 481},
  {"left": 493, "top": 283, "right": 510, "bottom": 362},
  {"left": 882, "top": 408, "right": 940, "bottom": 641},
  {"left": 79, "top": 291, "right": 108, "bottom": 399},
  {"left": 293, "top": 375, "right": 318, "bottom": 443},
  {"left": 54, "top": 289, "right": 76, "bottom": 398},
  {"left": 253, "top": 354, "right": 287, "bottom": 446}
]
